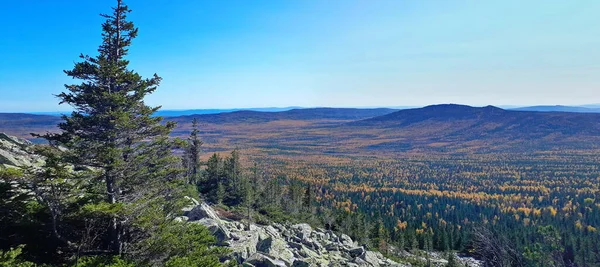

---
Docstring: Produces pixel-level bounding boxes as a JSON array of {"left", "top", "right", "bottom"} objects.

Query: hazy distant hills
[
  {"left": 2, "top": 105, "right": 600, "bottom": 153},
  {"left": 510, "top": 105, "right": 600, "bottom": 113},
  {"left": 170, "top": 108, "right": 398, "bottom": 124},
  {"left": 0, "top": 113, "right": 62, "bottom": 137},
  {"left": 154, "top": 107, "right": 302, "bottom": 117}
]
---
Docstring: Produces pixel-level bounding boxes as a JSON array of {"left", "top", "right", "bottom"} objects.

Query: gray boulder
[
  {"left": 187, "top": 202, "right": 221, "bottom": 221},
  {"left": 244, "top": 253, "right": 287, "bottom": 267},
  {"left": 340, "top": 233, "right": 355, "bottom": 247},
  {"left": 191, "top": 218, "right": 230, "bottom": 245},
  {"left": 292, "top": 223, "right": 312, "bottom": 238},
  {"left": 257, "top": 236, "right": 294, "bottom": 265},
  {"left": 348, "top": 246, "right": 365, "bottom": 257},
  {"left": 360, "top": 251, "right": 381, "bottom": 267},
  {"left": 229, "top": 231, "right": 259, "bottom": 262}
]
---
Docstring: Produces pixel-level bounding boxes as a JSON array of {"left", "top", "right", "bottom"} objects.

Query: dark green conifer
[
  {"left": 43, "top": 0, "right": 182, "bottom": 256},
  {"left": 184, "top": 118, "right": 202, "bottom": 185}
]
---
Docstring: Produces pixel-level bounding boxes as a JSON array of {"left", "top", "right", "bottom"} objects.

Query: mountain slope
[
  {"left": 344, "top": 104, "right": 600, "bottom": 152},
  {"left": 354, "top": 104, "right": 600, "bottom": 136}
]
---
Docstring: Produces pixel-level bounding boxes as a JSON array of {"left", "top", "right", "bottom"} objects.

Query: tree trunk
[{"left": 106, "top": 171, "right": 121, "bottom": 254}]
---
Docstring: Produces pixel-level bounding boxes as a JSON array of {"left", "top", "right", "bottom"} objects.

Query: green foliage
[
  {"left": 445, "top": 253, "right": 460, "bottom": 267},
  {"left": 0, "top": 166, "right": 24, "bottom": 179},
  {"left": 74, "top": 256, "right": 134, "bottom": 267},
  {"left": 35, "top": 0, "right": 185, "bottom": 260},
  {"left": 0, "top": 246, "right": 36, "bottom": 267},
  {"left": 523, "top": 225, "right": 565, "bottom": 267},
  {"left": 183, "top": 118, "right": 202, "bottom": 185},
  {"left": 200, "top": 151, "right": 247, "bottom": 206},
  {"left": 138, "top": 222, "right": 228, "bottom": 266}
]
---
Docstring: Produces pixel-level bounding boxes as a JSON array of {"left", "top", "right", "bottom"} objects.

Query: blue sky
[{"left": 1, "top": 0, "right": 599, "bottom": 112}]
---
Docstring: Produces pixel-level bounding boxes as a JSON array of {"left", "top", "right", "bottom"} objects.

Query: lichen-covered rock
[
  {"left": 257, "top": 236, "right": 294, "bottom": 265},
  {"left": 229, "top": 231, "right": 259, "bottom": 262}
]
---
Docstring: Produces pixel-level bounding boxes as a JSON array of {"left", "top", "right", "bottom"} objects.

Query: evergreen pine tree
[
  {"left": 392, "top": 227, "right": 405, "bottom": 251},
  {"left": 184, "top": 118, "right": 202, "bottom": 185},
  {"left": 407, "top": 231, "right": 419, "bottom": 251},
  {"left": 223, "top": 149, "right": 242, "bottom": 205},
  {"left": 302, "top": 183, "right": 313, "bottom": 213},
  {"left": 216, "top": 182, "right": 225, "bottom": 205},
  {"left": 286, "top": 180, "right": 305, "bottom": 214},
  {"left": 203, "top": 153, "right": 222, "bottom": 203},
  {"left": 42, "top": 0, "right": 182, "bottom": 256}
]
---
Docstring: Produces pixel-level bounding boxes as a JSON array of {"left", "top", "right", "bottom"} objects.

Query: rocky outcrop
[
  {"left": 0, "top": 133, "right": 42, "bottom": 168},
  {"left": 179, "top": 199, "right": 482, "bottom": 267},
  {"left": 180, "top": 199, "right": 407, "bottom": 267}
]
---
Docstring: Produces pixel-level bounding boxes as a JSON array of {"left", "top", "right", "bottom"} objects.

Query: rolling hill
[
  {"left": 344, "top": 104, "right": 600, "bottom": 153},
  {"left": 354, "top": 104, "right": 600, "bottom": 136}
]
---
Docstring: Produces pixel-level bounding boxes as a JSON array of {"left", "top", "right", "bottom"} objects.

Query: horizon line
[{"left": 2, "top": 103, "right": 600, "bottom": 115}]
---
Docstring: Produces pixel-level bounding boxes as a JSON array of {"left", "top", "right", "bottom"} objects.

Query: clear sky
[{"left": 1, "top": 0, "right": 599, "bottom": 112}]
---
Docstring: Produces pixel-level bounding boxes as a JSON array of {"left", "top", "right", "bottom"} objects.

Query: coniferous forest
[{"left": 1, "top": 1, "right": 600, "bottom": 267}]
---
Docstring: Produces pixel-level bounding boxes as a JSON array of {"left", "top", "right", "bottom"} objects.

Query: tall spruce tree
[
  {"left": 43, "top": 0, "right": 180, "bottom": 256},
  {"left": 184, "top": 118, "right": 202, "bottom": 185}
]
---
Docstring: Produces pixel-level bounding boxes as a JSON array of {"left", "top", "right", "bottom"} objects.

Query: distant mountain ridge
[
  {"left": 510, "top": 105, "right": 600, "bottom": 113},
  {"left": 355, "top": 104, "right": 506, "bottom": 124},
  {"left": 28, "top": 107, "right": 304, "bottom": 117},
  {"left": 3, "top": 105, "right": 600, "bottom": 153},
  {"left": 17, "top": 104, "right": 600, "bottom": 116},
  {"left": 154, "top": 107, "right": 303, "bottom": 117},
  {"left": 352, "top": 104, "right": 600, "bottom": 140},
  {"left": 0, "top": 113, "right": 63, "bottom": 137},
  {"left": 0, "top": 108, "right": 398, "bottom": 138},
  {"left": 170, "top": 108, "right": 398, "bottom": 124}
]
